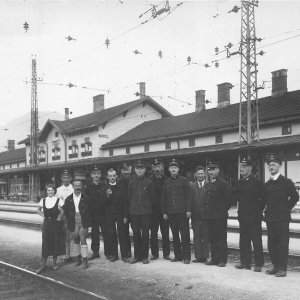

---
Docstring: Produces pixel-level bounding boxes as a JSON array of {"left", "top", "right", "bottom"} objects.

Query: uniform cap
[
  {"left": 134, "top": 160, "right": 146, "bottom": 168},
  {"left": 168, "top": 159, "right": 179, "bottom": 168},
  {"left": 121, "top": 163, "right": 131, "bottom": 170},
  {"left": 267, "top": 155, "right": 282, "bottom": 165},
  {"left": 90, "top": 165, "right": 101, "bottom": 173},
  {"left": 152, "top": 159, "right": 163, "bottom": 167},
  {"left": 61, "top": 169, "right": 72, "bottom": 177},
  {"left": 240, "top": 158, "right": 253, "bottom": 166},
  {"left": 207, "top": 161, "right": 220, "bottom": 169}
]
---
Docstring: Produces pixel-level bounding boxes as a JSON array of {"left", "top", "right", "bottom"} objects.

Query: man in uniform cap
[
  {"left": 190, "top": 166, "right": 210, "bottom": 263},
  {"left": 118, "top": 163, "right": 133, "bottom": 258},
  {"left": 265, "top": 155, "right": 299, "bottom": 277},
  {"left": 150, "top": 159, "right": 171, "bottom": 260},
  {"left": 128, "top": 160, "right": 155, "bottom": 264},
  {"left": 235, "top": 158, "right": 265, "bottom": 272},
  {"left": 203, "top": 161, "right": 232, "bottom": 267},
  {"left": 85, "top": 166, "right": 111, "bottom": 260},
  {"left": 56, "top": 169, "right": 74, "bottom": 263},
  {"left": 161, "top": 159, "right": 193, "bottom": 264}
]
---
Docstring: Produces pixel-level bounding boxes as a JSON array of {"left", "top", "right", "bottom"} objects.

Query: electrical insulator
[
  {"left": 158, "top": 50, "right": 163, "bottom": 59},
  {"left": 23, "top": 22, "right": 29, "bottom": 33},
  {"left": 215, "top": 47, "right": 219, "bottom": 54},
  {"left": 227, "top": 42, "right": 233, "bottom": 48},
  {"left": 187, "top": 56, "right": 191, "bottom": 64},
  {"left": 204, "top": 64, "right": 211, "bottom": 68},
  {"left": 231, "top": 6, "right": 240, "bottom": 13},
  {"left": 105, "top": 38, "right": 110, "bottom": 49},
  {"left": 258, "top": 50, "right": 265, "bottom": 56},
  {"left": 215, "top": 62, "right": 219, "bottom": 68}
]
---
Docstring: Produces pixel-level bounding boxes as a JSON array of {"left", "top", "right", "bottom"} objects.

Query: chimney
[
  {"left": 65, "top": 108, "right": 69, "bottom": 120},
  {"left": 7, "top": 140, "right": 15, "bottom": 151},
  {"left": 271, "top": 69, "right": 288, "bottom": 97},
  {"left": 139, "top": 82, "right": 146, "bottom": 99},
  {"left": 195, "top": 90, "right": 206, "bottom": 112},
  {"left": 217, "top": 82, "right": 233, "bottom": 108},
  {"left": 93, "top": 94, "right": 105, "bottom": 112}
]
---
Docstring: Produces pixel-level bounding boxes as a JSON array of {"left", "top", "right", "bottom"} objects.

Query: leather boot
[
  {"left": 82, "top": 257, "right": 89, "bottom": 269},
  {"left": 75, "top": 255, "right": 82, "bottom": 266}
]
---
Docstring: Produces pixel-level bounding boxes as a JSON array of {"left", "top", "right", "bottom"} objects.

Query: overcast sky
[{"left": 0, "top": 0, "right": 299, "bottom": 129}]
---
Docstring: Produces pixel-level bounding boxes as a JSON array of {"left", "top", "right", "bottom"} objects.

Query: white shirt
[
  {"left": 197, "top": 180, "right": 205, "bottom": 188},
  {"left": 109, "top": 182, "right": 116, "bottom": 186},
  {"left": 270, "top": 173, "right": 280, "bottom": 181},
  {"left": 56, "top": 184, "right": 74, "bottom": 204},
  {"left": 73, "top": 193, "right": 81, "bottom": 213},
  {"left": 39, "top": 196, "right": 64, "bottom": 209}
]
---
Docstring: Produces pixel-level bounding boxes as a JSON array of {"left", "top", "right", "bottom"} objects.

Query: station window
[
  {"left": 189, "top": 138, "right": 195, "bottom": 147},
  {"left": 165, "top": 142, "right": 171, "bottom": 150},
  {"left": 52, "top": 146, "right": 61, "bottom": 161},
  {"left": 215, "top": 134, "right": 223, "bottom": 144},
  {"left": 144, "top": 144, "right": 150, "bottom": 152},
  {"left": 109, "top": 149, "right": 114, "bottom": 156},
  {"left": 126, "top": 147, "right": 130, "bottom": 154},
  {"left": 282, "top": 125, "right": 292, "bottom": 135},
  {"left": 55, "top": 131, "right": 59, "bottom": 138},
  {"left": 81, "top": 138, "right": 92, "bottom": 157},
  {"left": 69, "top": 140, "right": 78, "bottom": 159}
]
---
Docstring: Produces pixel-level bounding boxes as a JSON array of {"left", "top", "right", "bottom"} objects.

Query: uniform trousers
[
  {"left": 106, "top": 212, "right": 128, "bottom": 259},
  {"left": 62, "top": 215, "right": 71, "bottom": 258},
  {"left": 91, "top": 219, "right": 111, "bottom": 257},
  {"left": 124, "top": 216, "right": 132, "bottom": 255},
  {"left": 191, "top": 215, "right": 210, "bottom": 259},
  {"left": 206, "top": 217, "right": 228, "bottom": 264},
  {"left": 239, "top": 220, "right": 264, "bottom": 266},
  {"left": 266, "top": 221, "right": 289, "bottom": 271},
  {"left": 150, "top": 212, "right": 170, "bottom": 257},
  {"left": 130, "top": 214, "right": 152, "bottom": 260},
  {"left": 168, "top": 213, "right": 191, "bottom": 261}
]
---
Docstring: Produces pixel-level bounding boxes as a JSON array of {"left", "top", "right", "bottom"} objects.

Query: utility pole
[
  {"left": 29, "top": 58, "right": 40, "bottom": 201},
  {"left": 238, "top": 0, "right": 260, "bottom": 178}
]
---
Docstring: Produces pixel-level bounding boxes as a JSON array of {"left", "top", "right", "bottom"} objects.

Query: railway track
[{"left": 0, "top": 261, "right": 108, "bottom": 300}]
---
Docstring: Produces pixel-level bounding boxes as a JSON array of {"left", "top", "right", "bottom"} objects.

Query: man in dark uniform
[
  {"left": 190, "top": 166, "right": 210, "bottom": 263},
  {"left": 235, "top": 158, "right": 265, "bottom": 272},
  {"left": 161, "top": 159, "right": 193, "bottom": 264},
  {"left": 204, "top": 161, "right": 232, "bottom": 267},
  {"left": 265, "top": 155, "right": 299, "bottom": 277},
  {"left": 150, "top": 159, "right": 171, "bottom": 261},
  {"left": 118, "top": 163, "right": 132, "bottom": 258},
  {"left": 128, "top": 160, "right": 155, "bottom": 264},
  {"left": 101, "top": 168, "right": 129, "bottom": 262},
  {"left": 85, "top": 166, "right": 111, "bottom": 260}
]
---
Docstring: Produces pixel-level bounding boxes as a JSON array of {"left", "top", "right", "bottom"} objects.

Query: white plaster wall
[{"left": 287, "top": 160, "right": 300, "bottom": 184}]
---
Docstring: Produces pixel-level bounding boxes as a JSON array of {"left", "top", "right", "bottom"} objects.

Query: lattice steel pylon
[
  {"left": 29, "top": 58, "right": 39, "bottom": 201},
  {"left": 238, "top": 0, "right": 260, "bottom": 178}
]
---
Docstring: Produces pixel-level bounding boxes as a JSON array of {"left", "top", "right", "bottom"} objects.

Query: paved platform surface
[{"left": 1, "top": 210, "right": 300, "bottom": 256}]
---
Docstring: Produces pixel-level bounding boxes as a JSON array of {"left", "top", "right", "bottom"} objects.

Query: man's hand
[
  {"left": 186, "top": 212, "right": 191, "bottom": 218},
  {"left": 107, "top": 188, "right": 112, "bottom": 197},
  {"left": 123, "top": 218, "right": 128, "bottom": 224},
  {"left": 163, "top": 214, "right": 168, "bottom": 220},
  {"left": 57, "top": 216, "right": 62, "bottom": 221}
]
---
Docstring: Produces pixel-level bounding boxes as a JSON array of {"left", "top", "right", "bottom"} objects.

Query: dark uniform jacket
[
  {"left": 101, "top": 183, "right": 128, "bottom": 218},
  {"left": 235, "top": 174, "right": 266, "bottom": 223},
  {"left": 203, "top": 176, "right": 232, "bottom": 219},
  {"left": 264, "top": 174, "right": 299, "bottom": 222},
  {"left": 190, "top": 181, "right": 207, "bottom": 221},
  {"left": 128, "top": 177, "right": 155, "bottom": 215},
  {"left": 150, "top": 174, "right": 169, "bottom": 214},
  {"left": 118, "top": 177, "right": 131, "bottom": 195},
  {"left": 85, "top": 181, "right": 106, "bottom": 221},
  {"left": 63, "top": 193, "right": 92, "bottom": 231},
  {"left": 161, "top": 175, "right": 193, "bottom": 215}
]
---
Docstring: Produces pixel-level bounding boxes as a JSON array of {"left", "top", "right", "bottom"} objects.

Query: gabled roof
[
  {"left": 0, "top": 148, "right": 26, "bottom": 164},
  {"left": 18, "top": 97, "right": 172, "bottom": 144},
  {"left": 101, "top": 90, "right": 300, "bottom": 149}
]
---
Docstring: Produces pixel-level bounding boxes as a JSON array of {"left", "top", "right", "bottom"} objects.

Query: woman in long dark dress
[{"left": 36, "top": 184, "right": 65, "bottom": 274}]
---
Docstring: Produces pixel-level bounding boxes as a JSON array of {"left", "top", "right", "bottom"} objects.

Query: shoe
[
  {"left": 151, "top": 256, "right": 158, "bottom": 260},
  {"left": 218, "top": 263, "right": 226, "bottom": 267},
  {"left": 63, "top": 257, "right": 73, "bottom": 264},
  {"left": 129, "top": 258, "right": 139, "bottom": 264},
  {"left": 163, "top": 256, "right": 172, "bottom": 261},
  {"left": 275, "top": 270, "right": 287, "bottom": 277},
  {"left": 204, "top": 260, "right": 218, "bottom": 266},
  {"left": 142, "top": 259, "right": 149, "bottom": 264},
  {"left": 192, "top": 258, "right": 202, "bottom": 263},
  {"left": 254, "top": 266, "right": 262, "bottom": 272},
  {"left": 75, "top": 255, "right": 82, "bottom": 266},
  {"left": 199, "top": 258, "right": 208, "bottom": 263},
  {"left": 170, "top": 258, "right": 182, "bottom": 262},
  {"left": 88, "top": 253, "right": 100, "bottom": 260},
  {"left": 128, "top": 252, "right": 132, "bottom": 258},
  {"left": 266, "top": 267, "right": 278, "bottom": 275},
  {"left": 235, "top": 264, "right": 251, "bottom": 270},
  {"left": 82, "top": 258, "right": 89, "bottom": 269},
  {"left": 122, "top": 258, "right": 129, "bottom": 263},
  {"left": 36, "top": 264, "right": 46, "bottom": 274},
  {"left": 106, "top": 255, "right": 112, "bottom": 260},
  {"left": 110, "top": 256, "right": 119, "bottom": 262},
  {"left": 183, "top": 260, "right": 190, "bottom": 264}
]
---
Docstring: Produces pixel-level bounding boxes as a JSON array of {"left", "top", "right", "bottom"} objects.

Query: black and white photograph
[{"left": 0, "top": 0, "right": 300, "bottom": 299}]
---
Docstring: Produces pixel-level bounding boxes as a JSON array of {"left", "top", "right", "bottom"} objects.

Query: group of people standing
[{"left": 36, "top": 155, "right": 299, "bottom": 278}]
